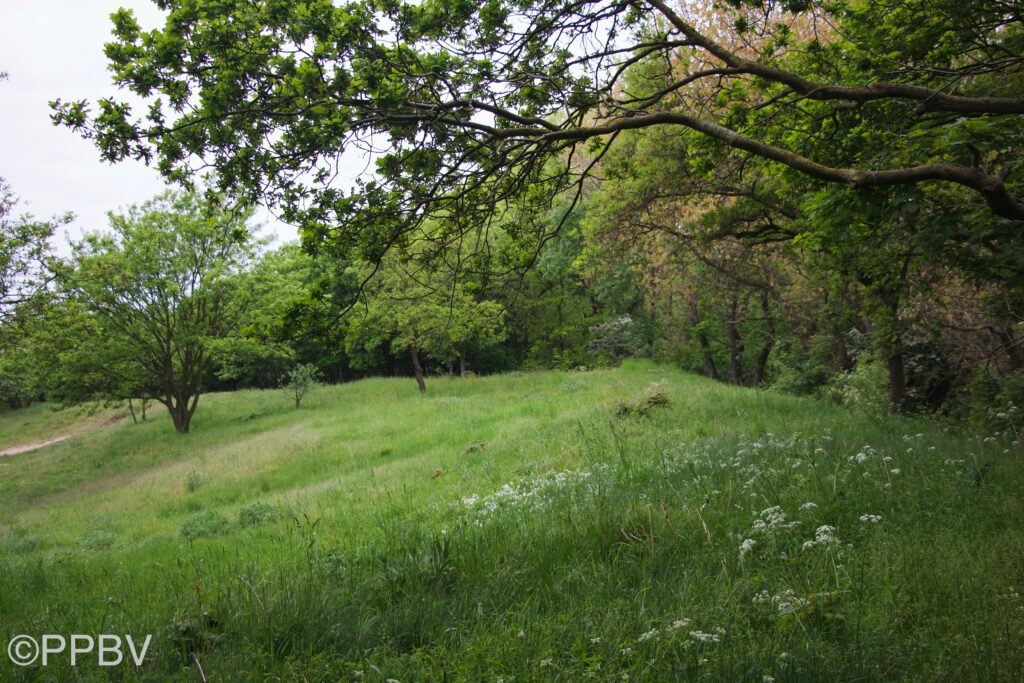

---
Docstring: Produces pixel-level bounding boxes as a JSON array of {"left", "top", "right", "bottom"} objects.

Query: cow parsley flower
[{"left": 803, "top": 525, "right": 838, "bottom": 549}]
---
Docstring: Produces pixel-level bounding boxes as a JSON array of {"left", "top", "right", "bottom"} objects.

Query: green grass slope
[{"left": 0, "top": 361, "right": 1021, "bottom": 681}]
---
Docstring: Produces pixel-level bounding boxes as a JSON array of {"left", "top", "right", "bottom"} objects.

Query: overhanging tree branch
[{"left": 643, "top": 0, "right": 1024, "bottom": 115}]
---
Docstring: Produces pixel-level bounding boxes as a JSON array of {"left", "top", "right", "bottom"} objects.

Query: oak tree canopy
[{"left": 51, "top": 0, "right": 1024, "bottom": 268}]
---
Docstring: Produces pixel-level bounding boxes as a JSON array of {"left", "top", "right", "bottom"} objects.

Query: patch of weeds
[
  {"left": 238, "top": 501, "right": 280, "bottom": 527},
  {"left": 0, "top": 527, "right": 41, "bottom": 555},
  {"left": 324, "top": 547, "right": 347, "bottom": 579},
  {"left": 615, "top": 385, "right": 670, "bottom": 417},
  {"left": 185, "top": 470, "right": 208, "bottom": 493},
  {"left": 180, "top": 510, "right": 230, "bottom": 540},
  {"left": 168, "top": 611, "right": 221, "bottom": 656},
  {"left": 377, "top": 447, "right": 394, "bottom": 458},
  {"left": 563, "top": 378, "right": 586, "bottom": 393},
  {"left": 463, "top": 441, "right": 487, "bottom": 454},
  {"left": 77, "top": 530, "right": 116, "bottom": 551}
]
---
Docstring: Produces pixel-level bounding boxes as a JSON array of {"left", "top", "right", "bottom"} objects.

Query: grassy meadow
[{"left": 0, "top": 361, "right": 1022, "bottom": 681}]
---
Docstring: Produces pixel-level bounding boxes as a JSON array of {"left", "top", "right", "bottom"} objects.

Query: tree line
[{"left": 1, "top": 0, "right": 1021, "bottom": 430}]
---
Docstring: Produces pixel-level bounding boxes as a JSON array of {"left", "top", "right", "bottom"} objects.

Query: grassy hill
[{"left": 0, "top": 361, "right": 1021, "bottom": 681}]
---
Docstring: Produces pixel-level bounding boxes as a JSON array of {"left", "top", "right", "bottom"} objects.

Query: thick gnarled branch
[{"left": 643, "top": 0, "right": 1024, "bottom": 116}]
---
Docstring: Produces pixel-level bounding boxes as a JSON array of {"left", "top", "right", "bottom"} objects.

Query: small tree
[
  {"left": 61, "top": 191, "right": 254, "bottom": 433},
  {"left": 284, "top": 363, "right": 320, "bottom": 409},
  {"left": 346, "top": 259, "right": 506, "bottom": 394}
]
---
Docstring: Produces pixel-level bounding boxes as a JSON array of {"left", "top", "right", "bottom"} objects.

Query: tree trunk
[
  {"left": 727, "top": 296, "right": 744, "bottom": 385},
  {"left": 997, "top": 326, "right": 1024, "bottom": 371},
  {"left": 687, "top": 291, "right": 719, "bottom": 381},
  {"left": 877, "top": 287, "right": 907, "bottom": 413},
  {"left": 168, "top": 400, "right": 190, "bottom": 433},
  {"left": 166, "top": 392, "right": 199, "bottom": 433},
  {"left": 834, "top": 330, "right": 854, "bottom": 372},
  {"left": 410, "top": 346, "right": 427, "bottom": 394},
  {"left": 887, "top": 352, "right": 907, "bottom": 412},
  {"left": 752, "top": 292, "right": 774, "bottom": 388},
  {"left": 459, "top": 346, "right": 467, "bottom": 377},
  {"left": 141, "top": 394, "right": 147, "bottom": 421},
  {"left": 128, "top": 397, "right": 137, "bottom": 425}
]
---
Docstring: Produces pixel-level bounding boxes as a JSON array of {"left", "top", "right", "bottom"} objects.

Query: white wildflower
[
  {"left": 740, "top": 538, "right": 757, "bottom": 556},
  {"left": 638, "top": 628, "right": 658, "bottom": 642},
  {"left": 799, "top": 502, "right": 817, "bottom": 511},
  {"left": 772, "top": 590, "right": 809, "bottom": 614},
  {"left": 859, "top": 514, "right": 882, "bottom": 523},
  {"left": 803, "top": 525, "right": 838, "bottom": 549}
]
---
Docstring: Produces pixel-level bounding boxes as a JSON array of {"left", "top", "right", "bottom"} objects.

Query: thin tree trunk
[
  {"left": 887, "top": 353, "right": 907, "bottom": 412},
  {"left": 459, "top": 349, "right": 466, "bottom": 377},
  {"left": 752, "top": 292, "right": 774, "bottom": 388},
  {"left": 687, "top": 291, "right": 719, "bottom": 381},
  {"left": 141, "top": 394, "right": 147, "bottom": 421},
  {"left": 997, "top": 326, "right": 1024, "bottom": 371},
  {"left": 835, "top": 330, "right": 854, "bottom": 372},
  {"left": 128, "top": 397, "right": 137, "bottom": 425},
  {"left": 410, "top": 346, "right": 427, "bottom": 394},
  {"left": 878, "top": 287, "right": 907, "bottom": 413},
  {"left": 727, "top": 296, "right": 744, "bottom": 385}
]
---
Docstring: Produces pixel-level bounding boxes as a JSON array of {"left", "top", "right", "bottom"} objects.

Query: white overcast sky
[{"left": 0, "top": 0, "right": 297, "bottom": 247}]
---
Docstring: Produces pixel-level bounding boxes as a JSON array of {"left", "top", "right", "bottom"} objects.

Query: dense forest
[{"left": 3, "top": 0, "right": 1023, "bottom": 430}]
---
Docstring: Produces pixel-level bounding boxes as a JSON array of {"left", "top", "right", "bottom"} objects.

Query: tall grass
[{"left": 0, "top": 361, "right": 1021, "bottom": 680}]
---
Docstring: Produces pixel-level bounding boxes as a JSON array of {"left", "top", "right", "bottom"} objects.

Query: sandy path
[
  {"left": 0, "top": 411, "right": 131, "bottom": 457},
  {"left": 0, "top": 435, "right": 73, "bottom": 457}
]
